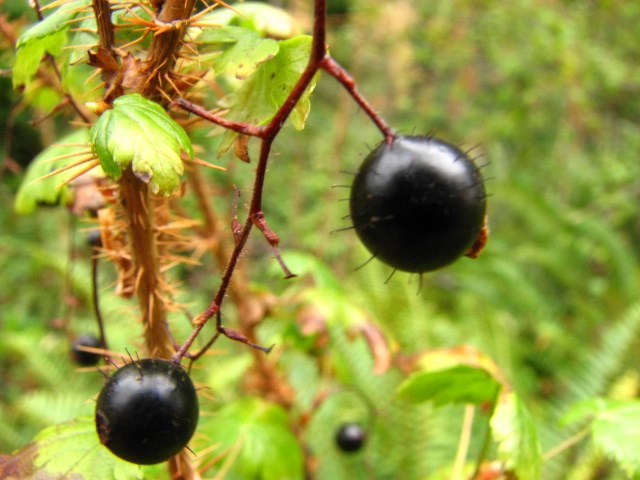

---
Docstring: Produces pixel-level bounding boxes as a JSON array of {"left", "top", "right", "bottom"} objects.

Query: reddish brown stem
[
  {"left": 175, "top": 0, "right": 394, "bottom": 365},
  {"left": 31, "top": 0, "right": 44, "bottom": 21},
  {"left": 175, "top": 0, "right": 331, "bottom": 357},
  {"left": 173, "top": 99, "right": 265, "bottom": 137},
  {"left": 320, "top": 56, "right": 396, "bottom": 142}
]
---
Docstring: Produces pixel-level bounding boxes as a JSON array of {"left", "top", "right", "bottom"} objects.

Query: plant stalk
[
  {"left": 119, "top": 169, "right": 173, "bottom": 359},
  {"left": 141, "top": 0, "right": 197, "bottom": 100}
]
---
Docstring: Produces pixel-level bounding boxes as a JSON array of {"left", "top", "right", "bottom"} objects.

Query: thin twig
[
  {"left": 451, "top": 405, "right": 475, "bottom": 480},
  {"left": 175, "top": 0, "right": 331, "bottom": 357},
  {"left": 91, "top": 250, "right": 110, "bottom": 361},
  {"left": 543, "top": 426, "right": 591, "bottom": 461}
]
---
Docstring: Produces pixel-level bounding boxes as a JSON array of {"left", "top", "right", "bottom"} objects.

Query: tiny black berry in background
[
  {"left": 70, "top": 333, "right": 101, "bottom": 366},
  {"left": 335, "top": 423, "right": 367, "bottom": 453},
  {"left": 349, "top": 135, "right": 486, "bottom": 273},
  {"left": 86, "top": 230, "right": 102, "bottom": 248},
  {"left": 95, "top": 358, "right": 199, "bottom": 465}
]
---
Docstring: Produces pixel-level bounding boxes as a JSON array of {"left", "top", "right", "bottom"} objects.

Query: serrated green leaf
[
  {"left": 13, "top": 0, "right": 89, "bottom": 88},
  {"left": 198, "top": 398, "right": 304, "bottom": 480},
  {"left": 491, "top": 392, "right": 542, "bottom": 480},
  {"left": 217, "top": 35, "right": 317, "bottom": 156},
  {"left": 90, "top": 94, "right": 192, "bottom": 195},
  {"left": 7, "top": 416, "right": 142, "bottom": 480},
  {"left": 396, "top": 364, "right": 501, "bottom": 406},
  {"left": 13, "top": 29, "right": 66, "bottom": 89},
  {"left": 591, "top": 401, "right": 640, "bottom": 475},
  {"left": 16, "top": 0, "right": 88, "bottom": 47},
  {"left": 214, "top": 30, "right": 279, "bottom": 79},
  {"left": 14, "top": 129, "right": 94, "bottom": 214},
  {"left": 197, "top": 25, "right": 280, "bottom": 79}
]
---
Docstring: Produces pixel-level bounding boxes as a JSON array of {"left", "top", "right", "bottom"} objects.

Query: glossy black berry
[
  {"left": 335, "top": 423, "right": 367, "bottom": 453},
  {"left": 70, "top": 334, "right": 102, "bottom": 366},
  {"left": 95, "top": 358, "right": 199, "bottom": 465},
  {"left": 349, "top": 135, "right": 486, "bottom": 273}
]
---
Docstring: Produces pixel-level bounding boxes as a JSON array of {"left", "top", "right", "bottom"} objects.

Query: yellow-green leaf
[
  {"left": 218, "top": 35, "right": 317, "bottom": 156},
  {"left": 90, "top": 94, "right": 192, "bottom": 196},
  {"left": 491, "top": 392, "right": 542, "bottom": 480},
  {"left": 397, "top": 364, "right": 501, "bottom": 406},
  {"left": 196, "top": 398, "right": 304, "bottom": 480},
  {"left": 13, "top": 0, "right": 90, "bottom": 88},
  {"left": 14, "top": 129, "right": 94, "bottom": 214}
]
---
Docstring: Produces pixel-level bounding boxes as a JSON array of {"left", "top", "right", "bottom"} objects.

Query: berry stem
[
  {"left": 90, "top": 253, "right": 109, "bottom": 358},
  {"left": 320, "top": 56, "right": 395, "bottom": 143}
]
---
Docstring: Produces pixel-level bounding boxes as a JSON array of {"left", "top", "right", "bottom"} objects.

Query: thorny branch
[{"left": 173, "top": 0, "right": 395, "bottom": 360}]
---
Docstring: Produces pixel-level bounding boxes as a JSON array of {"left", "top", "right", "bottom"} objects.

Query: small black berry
[
  {"left": 349, "top": 135, "right": 486, "bottom": 273},
  {"left": 335, "top": 423, "right": 367, "bottom": 453},
  {"left": 95, "top": 358, "right": 199, "bottom": 465},
  {"left": 70, "top": 334, "right": 102, "bottom": 366},
  {"left": 87, "top": 230, "right": 102, "bottom": 248}
]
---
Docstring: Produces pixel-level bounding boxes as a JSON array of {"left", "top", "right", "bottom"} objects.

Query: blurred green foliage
[{"left": 1, "top": 0, "right": 639, "bottom": 479}]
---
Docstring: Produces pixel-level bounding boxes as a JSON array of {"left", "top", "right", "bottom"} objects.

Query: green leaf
[
  {"left": 22, "top": 84, "right": 62, "bottom": 112},
  {"left": 67, "top": 13, "right": 98, "bottom": 64},
  {"left": 217, "top": 35, "right": 317, "bottom": 156},
  {"left": 209, "top": 28, "right": 280, "bottom": 79},
  {"left": 591, "top": 401, "right": 640, "bottom": 476},
  {"left": 194, "top": 2, "right": 299, "bottom": 39},
  {"left": 90, "top": 94, "right": 192, "bottom": 195},
  {"left": 13, "top": 0, "right": 89, "bottom": 88},
  {"left": 6, "top": 416, "right": 142, "bottom": 480},
  {"left": 16, "top": 0, "right": 88, "bottom": 47},
  {"left": 13, "top": 29, "right": 66, "bottom": 89},
  {"left": 491, "top": 392, "right": 542, "bottom": 480},
  {"left": 560, "top": 397, "right": 611, "bottom": 427},
  {"left": 197, "top": 25, "right": 247, "bottom": 45},
  {"left": 198, "top": 398, "right": 304, "bottom": 480},
  {"left": 396, "top": 364, "right": 501, "bottom": 407},
  {"left": 14, "top": 129, "right": 94, "bottom": 214}
]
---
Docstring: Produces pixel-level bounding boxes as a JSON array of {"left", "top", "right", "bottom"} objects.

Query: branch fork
[{"left": 171, "top": 0, "right": 398, "bottom": 359}]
